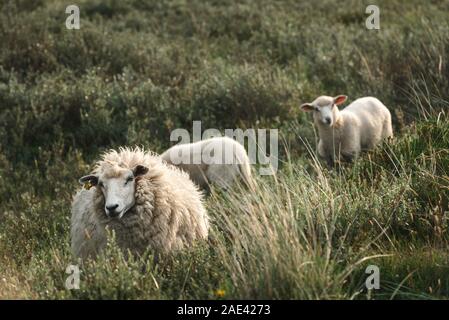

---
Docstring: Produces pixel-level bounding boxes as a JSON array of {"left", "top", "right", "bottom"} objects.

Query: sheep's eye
[{"left": 125, "top": 176, "right": 134, "bottom": 184}]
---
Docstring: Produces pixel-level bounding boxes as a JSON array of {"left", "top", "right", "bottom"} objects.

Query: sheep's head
[
  {"left": 79, "top": 164, "right": 149, "bottom": 219},
  {"left": 300, "top": 95, "right": 347, "bottom": 127}
]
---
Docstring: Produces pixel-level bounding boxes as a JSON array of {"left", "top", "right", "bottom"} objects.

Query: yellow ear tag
[{"left": 84, "top": 181, "right": 93, "bottom": 190}]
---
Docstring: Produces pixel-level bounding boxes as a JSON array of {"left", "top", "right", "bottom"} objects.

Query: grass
[{"left": 0, "top": 0, "right": 448, "bottom": 299}]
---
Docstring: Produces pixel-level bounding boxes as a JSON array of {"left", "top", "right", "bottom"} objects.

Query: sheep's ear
[
  {"left": 133, "top": 165, "right": 149, "bottom": 177},
  {"left": 333, "top": 95, "right": 347, "bottom": 106},
  {"left": 79, "top": 175, "right": 98, "bottom": 186},
  {"left": 300, "top": 103, "right": 315, "bottom": 112}
]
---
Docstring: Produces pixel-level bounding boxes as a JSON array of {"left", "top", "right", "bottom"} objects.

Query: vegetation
[{"left": 0, "top": 0, "right": 448, "bottom": 299}]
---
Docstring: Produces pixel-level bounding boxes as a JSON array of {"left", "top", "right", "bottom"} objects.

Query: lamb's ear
[
  {"left": 333, "top": 95, "right": 347, "bottom": 106},
  {"left": 133, "top": 165, "right": 149, "bottom": 177},
  {"left": 79, "top": 175, "right": 98, "bottom": 186},
  {"left": 300, "top": 103, "right": 315, "bottom": 112}
]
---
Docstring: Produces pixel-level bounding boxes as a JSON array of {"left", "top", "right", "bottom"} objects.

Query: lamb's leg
[
  {"left": 383, "top": 118, "right": 394, "bottom": 141},
  {"left": 326, "top": 156, "right": 335, "bottom": 168},
  {"left": 341, "top": 150, "right": 358, "bottom": 163},
  {"left": 206, "top": 164, "right": 235, "bottom": 189},
  {"left": 340, "top": 131, "right": 360, "bottom": 163},
  {"left": 317, "top": 140, "right": 334, "bottom": 168}
]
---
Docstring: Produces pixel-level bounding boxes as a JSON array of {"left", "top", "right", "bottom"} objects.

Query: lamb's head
[
  {"left": 79, "top": 164, "right": 149, "bottom": 219},
  {"left": 300, "top": 95, "right": 347, "bottom": 127}
]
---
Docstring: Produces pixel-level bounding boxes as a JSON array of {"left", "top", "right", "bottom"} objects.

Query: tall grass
[{"left": 0, "top": 111, "right": 448, "bottom": 299}]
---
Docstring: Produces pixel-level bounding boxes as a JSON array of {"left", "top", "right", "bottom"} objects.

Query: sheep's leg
[
  {"left": 317, "top": 140, "right": 334, "bottom": 168},
  {"left": 318, "top": 152, "right": 334, "bottom": 168},
  {"left": 206, "top": 164, "right": 236, "bottom": 189},
  {"left": 340, "top": 131, "right": 360, "bottom": 163},
  {"left": 341, "top": 151, "right": 357, "bottom": 163},
  {"left": 326, "top": 156, "right": 335, "bottom": 168},
  {"left": 383, "top": 119, "right": 394, "bottom": 141}
]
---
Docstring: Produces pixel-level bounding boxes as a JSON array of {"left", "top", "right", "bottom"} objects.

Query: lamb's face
[
  {"left": 300, "top": 95, "right": 348, "bottom": 127},
  {"left": 314, "top": 103, "right": 335, "bottom": 126},
  {"left": 79, "top": 164, "right": 149, "bottom": 219}
]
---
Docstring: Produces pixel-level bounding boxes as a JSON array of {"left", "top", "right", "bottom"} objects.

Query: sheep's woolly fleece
[
  {"left": 71, "top": 147, "right": 209, "bottom": 260},
  {"left": 161, "top": 136, "right": 254, "bottom": 190},
  {"left": 305, "top": 96, "right": 393, "bottom": 165}
]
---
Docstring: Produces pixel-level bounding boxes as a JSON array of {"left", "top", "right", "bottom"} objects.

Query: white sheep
[
  {"left": 71, "top": 147, "right": 209, "bottom": 260},
  {"left": 300, "top": 95, "right": 393, "bottom": 166},
  {"left": 160, "top": 136, "right": 253, "bottom": 190}
]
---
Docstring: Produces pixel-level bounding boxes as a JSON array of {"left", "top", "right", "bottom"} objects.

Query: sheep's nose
[
  {"left": 324, "top": 117, "right": 332, "bottom": 125},
  {"left": 106, "top": 204, "right": 119, "bottom": 216}
]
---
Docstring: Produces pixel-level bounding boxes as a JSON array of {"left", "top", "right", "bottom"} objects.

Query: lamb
[
  {"left": 300, "top": 95, "right": 393, "bottom": 166},
  {"left": 71, "top": 147, "right": 209, "bottom": 260},
  {"left": 160, "top": 136, "right": 253, "bottom": 190}
]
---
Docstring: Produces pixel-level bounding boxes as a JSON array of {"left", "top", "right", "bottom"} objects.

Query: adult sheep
[
  {"left": 300, "top": 95, "right": 393, "bottom": 166},
  {"left": 71, "top": 147, "right": 209, "bottom": 260},
  {"left": 160, "top": 136, "right": 253, "bottom": 190}
]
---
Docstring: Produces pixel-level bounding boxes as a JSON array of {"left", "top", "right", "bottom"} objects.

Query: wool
[
  {"left": 71, "top": 147, "right": 209, "bottom": 260},
  {"left": 161, "top": 136, "right": 253, "bottom": 190},
  {"left": 301, "top": 96, "right": 393, "bottom": 166}
]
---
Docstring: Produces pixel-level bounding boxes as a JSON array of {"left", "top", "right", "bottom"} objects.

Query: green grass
[{"left": 0, "top": 0, "right": 448, "bottom": 299}]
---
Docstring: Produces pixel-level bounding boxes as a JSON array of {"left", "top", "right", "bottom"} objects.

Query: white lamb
[
  {"left": 300, "top": 95, "right": 393, "bottom": 166},
  {"left": 71, "top": 147, "right": 209, "bottom": 260},
  {"left": 160, "top": 136, "right": 253, "bottom": 190}
]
